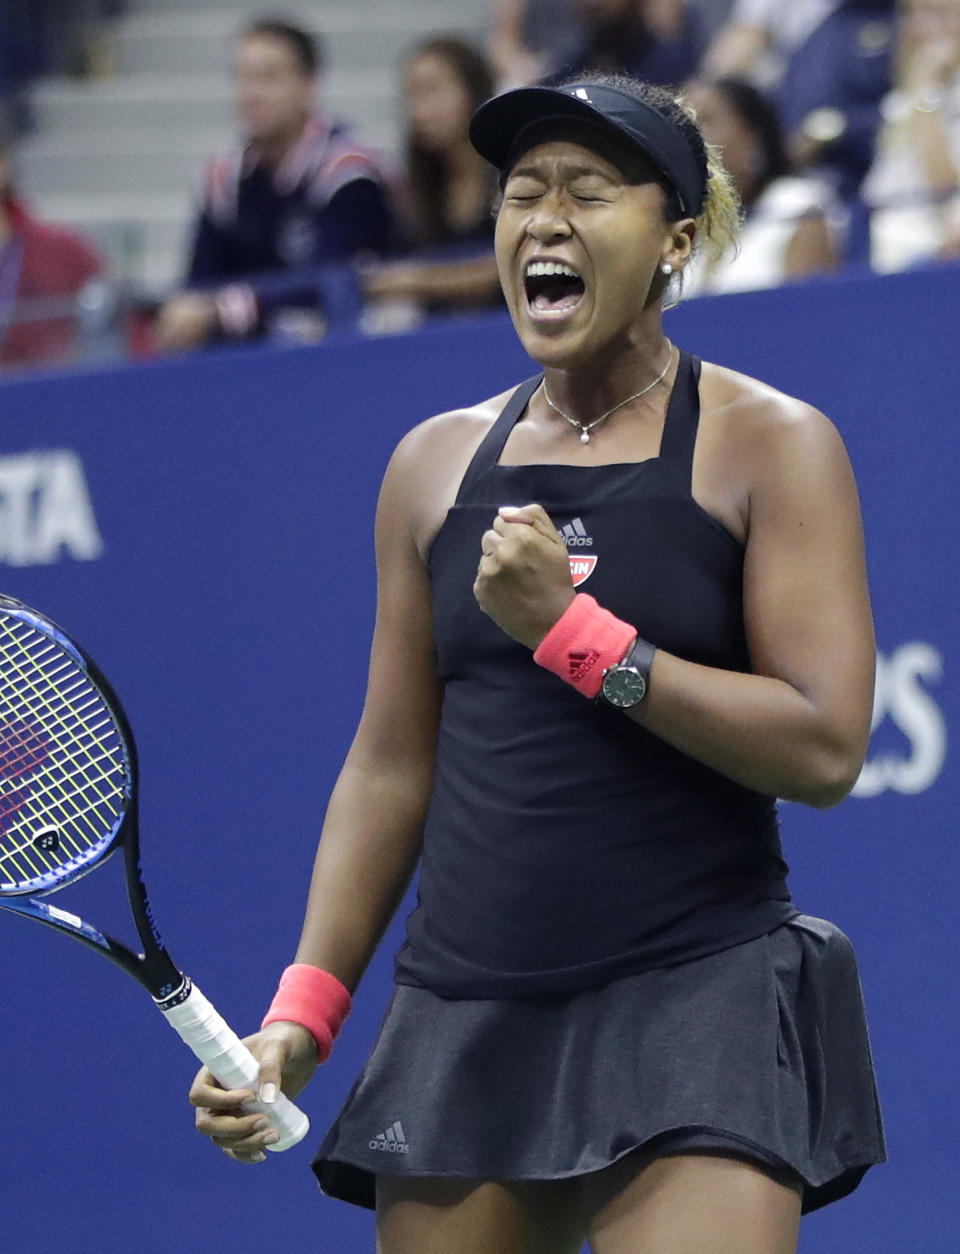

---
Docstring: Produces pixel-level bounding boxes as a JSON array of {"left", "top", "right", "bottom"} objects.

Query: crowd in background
[
  {"left": 1, "top": 0, "right": 960, "bottom": 369},
  {"left": 0, "top": 1, "right": 124, "bottom": 113}
]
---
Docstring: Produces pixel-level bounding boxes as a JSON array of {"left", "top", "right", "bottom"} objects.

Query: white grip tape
[{"left": 159, "top": 982, "right": 310, "bottom": 1152}]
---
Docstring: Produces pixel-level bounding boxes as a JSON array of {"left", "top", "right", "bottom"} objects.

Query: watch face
[{"left": 602, "top": 666, "right": 647, "bottom": 708}]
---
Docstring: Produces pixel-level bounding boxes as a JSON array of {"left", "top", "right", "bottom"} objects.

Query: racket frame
[
  {"left": 0, "top": 593, "right": 184, "bottom": 1002},
  {"left": 0, "top": 595, "right": 310, "bottom": 1149}
]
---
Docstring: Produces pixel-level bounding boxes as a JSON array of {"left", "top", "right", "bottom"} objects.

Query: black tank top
[{"left": 394, "top": 351, "right": 798, "bottom": 998}]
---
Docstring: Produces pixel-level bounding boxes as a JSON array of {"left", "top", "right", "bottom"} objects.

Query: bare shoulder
[
  {"left": 698, "top": 360, "right": 852, "bottom": 478},
  {"left": 389, "top": 388, "right": 513, "bottom": 471},
  {"left": 381, "top": 386, "right": 517, "bottom": 560}
]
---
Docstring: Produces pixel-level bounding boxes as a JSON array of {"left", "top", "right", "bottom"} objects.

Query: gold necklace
[{"left": 541, "top": 345, "right": 675, "bottom": 444}]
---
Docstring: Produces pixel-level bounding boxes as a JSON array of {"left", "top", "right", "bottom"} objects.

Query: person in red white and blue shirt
[{"left": 155, "top": 19, "right": 395, "bottom": 352}]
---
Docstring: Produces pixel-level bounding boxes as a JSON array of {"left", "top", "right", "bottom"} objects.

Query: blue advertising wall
[{"left": 0, "top": 264, "right": 956, "bottom": 1253}]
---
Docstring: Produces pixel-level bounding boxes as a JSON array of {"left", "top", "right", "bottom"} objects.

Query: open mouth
[{"left": 524, "top": 261, "right": 586, "bottom": 316}]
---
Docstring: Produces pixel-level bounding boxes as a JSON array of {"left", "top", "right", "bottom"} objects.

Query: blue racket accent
[{"left": 4, "top": 895, "right": 112, "bottom": 951}]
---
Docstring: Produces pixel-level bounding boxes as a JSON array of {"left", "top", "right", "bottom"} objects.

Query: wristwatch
[{"left": 598, "top": 636, "right": 656, "bottom": 710}]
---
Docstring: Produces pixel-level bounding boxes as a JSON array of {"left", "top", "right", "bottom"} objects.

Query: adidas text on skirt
[{"left": 313, "top": 916, "right": 885, "bottom": 1215}]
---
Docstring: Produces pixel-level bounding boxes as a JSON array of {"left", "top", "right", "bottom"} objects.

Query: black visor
[{"left": 469, "top": 82, "right": 706, "bottom": 218}]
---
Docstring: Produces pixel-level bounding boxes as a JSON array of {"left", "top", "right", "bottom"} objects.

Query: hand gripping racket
[{"left": 0, "top": 594, "right": 308, "bottom": 1151}]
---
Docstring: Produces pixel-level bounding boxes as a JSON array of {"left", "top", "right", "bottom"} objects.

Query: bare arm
[
  {"left": 783, "top": 212, "right": 838, "bottom": 280},
  {"left": 910, "top": 103, "right": 960, "bottom": 198},
  {"left": 701, "top": 23, "right": 769, "bottom": 78},
  {"left": 939, "top": 197, "right": 960, "bottom": 257},
  {"left": 189, "top": 424, "right": 443, "bottom": 1157},
  {"left": 902, "top": 34, "right": 960, "bottom": 198},
  {"left": 488, "top": 0, "right": 549, "bottom": 86},
  {"left": 363, "top": 254, "right": 502, "bottom": 313},
  {"left": 626, "top": 405, "right": 874, "bottom": 806},
  {"left": 490, "top": 0, "right": 528, "bottom": 56},
  {"left": 293, "top": 434, "right": 442, "bottom": 990}
]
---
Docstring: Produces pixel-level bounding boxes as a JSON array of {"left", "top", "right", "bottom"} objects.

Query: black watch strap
[
  {"left": 622, "top": 635, "right": 656, "bottom": 678},
  {"left": 597, "top": 635, "right": 657, "bottom": 709}
]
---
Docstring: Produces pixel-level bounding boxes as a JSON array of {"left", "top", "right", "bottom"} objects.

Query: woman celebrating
[{"left": 191, "top": 74, "right": 885, "bottom": 1253}]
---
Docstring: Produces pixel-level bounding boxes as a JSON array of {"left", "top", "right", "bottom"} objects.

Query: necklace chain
[{"left": 541, "top": 344, "right": 675, "bottom": 443}]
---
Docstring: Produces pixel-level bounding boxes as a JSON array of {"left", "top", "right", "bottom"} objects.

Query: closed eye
[{"left": 570, "top": 184, "right": 615, "bottom": 202}]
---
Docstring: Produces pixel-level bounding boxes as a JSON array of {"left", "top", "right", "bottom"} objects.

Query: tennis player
[{"left": 190, "top": 74, "right": 885, "bottom": 1253}]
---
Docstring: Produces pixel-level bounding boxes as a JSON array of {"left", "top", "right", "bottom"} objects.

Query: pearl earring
[{"left": 661, "top": 262, "right": 673, "bottom": 275}]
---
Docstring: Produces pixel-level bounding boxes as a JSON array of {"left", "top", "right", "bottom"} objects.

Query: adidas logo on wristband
[{"left": 568, "top": 648, "right": 601, "bottom": 681}]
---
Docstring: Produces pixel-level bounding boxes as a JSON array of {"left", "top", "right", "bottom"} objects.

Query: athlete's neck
[{"left": 542, "top": 334, "right": 674, "bottom": 427}]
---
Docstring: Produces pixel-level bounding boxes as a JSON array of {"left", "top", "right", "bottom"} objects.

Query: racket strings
[
  {"left": 0, "top": 721, "right": 114, "bottom": 881},
  {"left": 0, "top": 672, "right": 124, "bottom": 872},
  {"left": 0, "top": 704, "right": 122, "bottom": 881},
  {"left": 2, "top": 666, "right": 123, "bottom": 821},
  {"left": 0, "top": 618, "right": 128, "bottom": 891},
  {"left": 0, "top": 651, "right": 122, "bottom": 855}
]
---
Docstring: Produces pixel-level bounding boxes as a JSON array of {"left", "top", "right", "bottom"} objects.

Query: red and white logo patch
[{"left": 568, "top": 554, "right": 597, "bottom": 587}]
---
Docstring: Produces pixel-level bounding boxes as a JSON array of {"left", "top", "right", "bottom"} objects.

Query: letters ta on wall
[{"left": 0, "top": 450, "right": 103, "bottom": 567}]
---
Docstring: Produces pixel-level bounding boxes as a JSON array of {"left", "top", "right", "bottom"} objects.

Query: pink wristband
[
  {"left": 533, "top": 593, "right": 636, "bottom": 699},
  {"left": 261, "top": 964, "right": 352, "bottom": 1063}
]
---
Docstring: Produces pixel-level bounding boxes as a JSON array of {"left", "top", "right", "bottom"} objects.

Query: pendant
[{"left": 580, "top": 431, "right": 590, "bottom": 444}]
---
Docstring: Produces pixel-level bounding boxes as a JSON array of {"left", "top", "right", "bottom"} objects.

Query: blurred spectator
[
  {"left": 489, "top": 0, "right": 583, "bottom": 88},
  {"left": 682, "top": 77, "right": 840, "bottom": 294},
  {"left": 687, "top": 0, "right": 738, "bottom": 42},
  {"left": 777, "top": 1, "right": 895, "bottom": 201},
  {"left": 155, "top": 20, "right": 394, "bottom": 353},
  {"left": 0, "top": 111, "right": 104, "bottom": 369},
  {"left": 361, "top": 38, "right": 501, "bottom": 323},
  {"left": 489, "top": 0, "right": 730, "bottom": 89},
  {"left": 555, "top": 0, "right": 706, "bottom": 85},
  {"left": 863, "top": 0, "right": 960, "bottom": 270},
  {"left": 705, "top": 1, "right": 895, "bottom": 201},
  {"left": 0, "top": 2, "right": 126, "bottom": 113},
  {"left": 0, "top": 2, "right": 42, "bottom": 119},
  {"left": 703, "top": 0, "right": 841, "bottom": 85}
]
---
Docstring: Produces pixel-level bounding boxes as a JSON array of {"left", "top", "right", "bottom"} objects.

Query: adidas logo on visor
[{"left": 369, "top": 1120, "right": 410, "bottom": 1153}]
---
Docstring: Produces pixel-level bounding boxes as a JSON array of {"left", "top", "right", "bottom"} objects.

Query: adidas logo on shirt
[
  {"left": 368, "top": 1120, "right": 410, "bottom": 1153},
  {"left": 560, "top": 517, "right": 593, "bottom": 547},
  {"left": 559, "top": 517, "right": 598, "bottom": 587}
]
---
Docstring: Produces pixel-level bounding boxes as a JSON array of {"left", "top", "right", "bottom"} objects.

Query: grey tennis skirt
[{"left": 313, "top": 915, "right": 885, "bottom": 1215}]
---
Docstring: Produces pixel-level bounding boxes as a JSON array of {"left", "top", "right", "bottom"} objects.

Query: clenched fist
[{"left": 474, "top": 503, "right": 575, "bottom": 649}]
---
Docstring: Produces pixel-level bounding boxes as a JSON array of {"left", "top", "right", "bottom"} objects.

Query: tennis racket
[{"left": 0, "top": 593, "right": 308, "bottom": 1151}]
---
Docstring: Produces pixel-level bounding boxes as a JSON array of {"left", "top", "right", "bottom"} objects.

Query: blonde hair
[
  {"left": 690, "top": 139, "right": 743, "bottom": 263},
  {"left": 669, "top": 93, "right": 742, "bottom": 301}
]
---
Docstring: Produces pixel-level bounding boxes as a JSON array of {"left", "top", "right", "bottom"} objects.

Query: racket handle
[{"left": 158, "top": 980, "right": 310, "bottom": 1152}]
